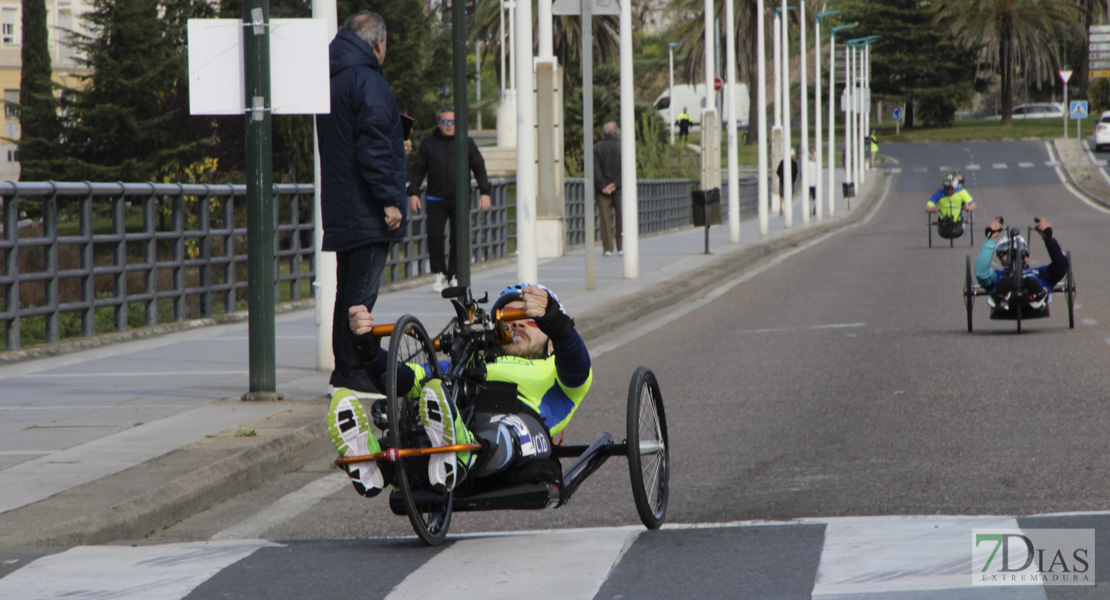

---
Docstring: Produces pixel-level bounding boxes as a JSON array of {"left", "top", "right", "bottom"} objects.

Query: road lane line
[
  {"left": 0, "top": 540, "right": 279, "bottom": 600},
  {"left": 387, "top": 528, "right": 638, "bottom": 600},
  {"left": 212, "top": 473, "right": 350, "bottom": 541},
  {"left": 1045, "top": 141, "right": 1110, "bottom": 214}
]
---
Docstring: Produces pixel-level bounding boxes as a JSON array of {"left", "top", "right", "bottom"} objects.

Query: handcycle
[
  {"left": 962, "top": 217, "right": 1075, "bottom": 334},
  {"left": 335, "top": 287, "right": 669, "bottom": 545},
  {"left": 927, "top": 207, "right": 974, "bottom": 248}
]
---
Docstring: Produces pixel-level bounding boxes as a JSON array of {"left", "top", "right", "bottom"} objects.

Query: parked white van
[{"left": 652, "top": 83, "right": 750, "bottom": 129}]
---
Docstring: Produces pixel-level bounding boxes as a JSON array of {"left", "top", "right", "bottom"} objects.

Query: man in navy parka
[{"left": 316, "top": 11, "right": 407, "bottom": 398}]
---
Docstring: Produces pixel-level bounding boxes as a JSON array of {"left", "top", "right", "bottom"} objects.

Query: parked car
[
  {"left": 1010, "top": 103, "right": 1065, "bottom": 119},
  {"left": 1093, "top": 110, "right": 1110, "bottom": 152}
]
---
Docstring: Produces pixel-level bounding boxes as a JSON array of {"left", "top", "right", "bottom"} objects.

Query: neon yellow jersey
[{"left": 927, "top": 188, "right": 973, "bottom": 219}]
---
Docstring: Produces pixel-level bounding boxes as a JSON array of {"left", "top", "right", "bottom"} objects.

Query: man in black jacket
[
  {"left": 407, "top": 108, "right": 492, "bottom": 292},
  {"left": 592, "top": 122, "right": 622, "bottom": 256},
  {"left": 316, "top": 11, "right": 407, "bottom": 397}
]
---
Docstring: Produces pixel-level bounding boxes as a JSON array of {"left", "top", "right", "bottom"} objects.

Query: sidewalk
[{"left": 0, "top": 171, "right": 885, "bottom": 547}]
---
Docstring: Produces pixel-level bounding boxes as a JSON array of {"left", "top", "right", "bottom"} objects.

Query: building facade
[{"left": 0, "top": 0, "right": 91, "bottom": 181}]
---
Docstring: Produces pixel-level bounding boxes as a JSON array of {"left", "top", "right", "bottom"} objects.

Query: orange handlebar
[{"left": 365, "top": 307, "right": 528, "bottom": 343}]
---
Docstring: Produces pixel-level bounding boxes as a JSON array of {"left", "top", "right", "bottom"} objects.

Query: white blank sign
[{"left": 188, "top": 18, "right": 330, "bottom": 116}]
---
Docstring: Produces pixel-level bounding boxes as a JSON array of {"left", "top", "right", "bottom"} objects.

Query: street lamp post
[
  {"left": 814, "top": 11, "right": 840, "bottom": 222},
  {"left": 799, "top": 0, "right": 809, "bottom": 225},
  {"left": 778, "top": 4, "right": 796, "bottom": 228},
  {"left": 852, "top": 36, "right": 879, "bottom": 188},
  {"left": 829, "top": 24, "right": 854, "bottom": 217},
  {"left": 669, "top": 42, "right": 679, "bottom": 145},
  {"left": 756, "top": 0, "right": 770, "bottom": 236}
]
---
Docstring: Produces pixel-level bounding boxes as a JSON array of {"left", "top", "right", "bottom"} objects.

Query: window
[
  {"left": 2, "top": 7, "right": 18, "bottom": 45},
  {"left": 4, "top": 89, "right": 17, "bottom": 120},
  {"left": 7, "top": 149, "right": 19, "bottom": 163}
]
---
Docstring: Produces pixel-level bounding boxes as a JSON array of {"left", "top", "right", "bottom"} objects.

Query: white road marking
[
  {"left": 1018, "top": 162, "right": 1034, "bottom": 168},
  {"left": 212, "top": 473, "right": 350, "bottom": 541},
  {"left": 966, "top": 164, "right": 981, "bottom": 170},
  {"left": 809, "top": 515, "right": 1031, "bottom": 597},
  {"left": 993, "top": 163, "right": 1008, "bottom": 169},
  {"left": 1045, "top": 141, "right": 1110, "bottom": 214},
  {"left": 386, "top": 528, "right": 638, "bottom": 600},
  {"left": 734, "top": 322, "right": 866, "bottom": 335},
  {"left": 1081, "top": 318, "right": 1097, "bottom": 326},
  {"left": 0, "top": 540, "right": 279, "bottom": 600}
]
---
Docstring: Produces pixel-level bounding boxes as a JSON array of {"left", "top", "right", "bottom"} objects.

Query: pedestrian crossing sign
[{"left": 1070, "top": 101, "right": 1089, "bottom": 119}]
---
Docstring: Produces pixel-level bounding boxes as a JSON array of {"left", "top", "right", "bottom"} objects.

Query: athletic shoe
[
  {"left": 449, "top": 276, "right": 458, "bottom": 288},
  {"left": 432, "top": 273, "right": 448, "bottom": 292},
  {"left": 328, "top": 389, "right": 384, "bottom": 497},
  {"left": 418, "top": 379, "right": 474, "bottom": 492},
  {"left": 602, "top": 251, "right": 612, "bottom": 257}
]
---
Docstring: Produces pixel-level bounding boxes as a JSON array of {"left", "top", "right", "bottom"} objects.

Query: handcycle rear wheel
[
  {"left": 964, "top": 255, "right": 974, "bottom": 332},
  {"left": 386, "top": 314, "right": 451, "bottom": 546},
  {"left": 626, "top": 366, "right": 669, "bottom": 530},
  {"left": 1012, "top": 268, "right": 1023, "bottom": 334},
  {"left": 1065, "top": 251, "right": 1075, "bottom": 329},
  {"left": 927, "top": 212, "right": 933, "bottom": 248}
]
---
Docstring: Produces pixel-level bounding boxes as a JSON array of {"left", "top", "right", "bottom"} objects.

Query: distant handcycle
[
  {"left": 335, "top": 287, "right": 669, "bottom": 545},
  {"left": 928, "top": 207, "right": 974, "bottom": 248},
  {"left": 962, "top": 218, "right": 1075, "bottom": 334}
]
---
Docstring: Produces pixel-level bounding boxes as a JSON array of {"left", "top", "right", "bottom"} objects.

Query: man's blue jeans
[{"left": 331, "top": 243, "right": 389, "bottom": 389}]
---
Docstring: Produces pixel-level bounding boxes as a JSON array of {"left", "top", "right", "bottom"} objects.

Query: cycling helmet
[
  {"left": 491, "top": 282, "right": 563, "bottom": 315},
  {"left": 995, "top": 234, "right": 1028, "bottom": 261}
]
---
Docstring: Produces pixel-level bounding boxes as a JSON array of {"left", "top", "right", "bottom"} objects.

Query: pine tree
[
  {"left": 16, "top": 0, "right": 60, "bottom": 181},
  {"left": 53, "top": 0, "right": 212, "bottom": 181}
]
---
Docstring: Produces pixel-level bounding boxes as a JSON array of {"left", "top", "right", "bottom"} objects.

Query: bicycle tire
[
  {"left": 1065, "top": 251, "right": 1075, "bottom": 329},
  {"left": 964, "top": 255, "right": 974, "bottom": 333},
  {"left": 626, "top": 366, "right": 669, "bottom": 530},
  {"left": 386, "top": 314, "right": 452, "bottom": 546},
  {"left": 927, "top": 213, "right": 933, "bottom": 248}
]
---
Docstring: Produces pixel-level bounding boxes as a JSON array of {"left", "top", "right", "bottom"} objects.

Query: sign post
[
  {"left": 1071, "top": 100, "right": 1089, "bottom": 165},
  {"left": 1060, "top": 69, "right": 1073, "bottom": 138}
]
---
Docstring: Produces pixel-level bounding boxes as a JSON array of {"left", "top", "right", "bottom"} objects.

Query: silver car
[{"left": 1010, "top": 103, "right": 1065, "bottom": 119}]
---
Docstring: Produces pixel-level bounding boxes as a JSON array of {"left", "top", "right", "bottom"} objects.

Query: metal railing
[{"left": 2, "top": 176, "right": 739, "bottom": 351}]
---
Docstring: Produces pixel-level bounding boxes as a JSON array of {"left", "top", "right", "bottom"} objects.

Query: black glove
[
  {"left": 351, "top": 331, "right": 381, "bottom": 365},
  {"left": 533, "top": 291, "right": 575, "bottom": 343}
]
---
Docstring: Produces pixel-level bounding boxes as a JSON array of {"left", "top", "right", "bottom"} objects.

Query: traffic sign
[
  {"left": 1059, "top": 69, "right": 1073, "bottom": 84},
  {"left": 714, "top": 77, "right": 723, "bottom": 92},
  {"left": 892, "top": 106, "right": 903, "bottom": 121},
  {"left": 1091, "top": 25, "right": 1110, "bottom": 34},
  {"left": 1090, "top": 70, "right": 1110, "bottom": 79},
  {"left": 1070, "top": 100, "right": 1088, "bottom": 120},
  {"left": 1091, "top": 43, "right": 1110, "bottom": 51},
  {"left": 1091, "top": 33, "right": 1110, "bottom": 43},
  {"left": 1090, "top": 60, "right": 1110, "bottom": 70}
]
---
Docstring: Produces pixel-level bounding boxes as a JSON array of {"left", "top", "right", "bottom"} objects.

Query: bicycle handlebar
[{"left": 366, "top": 306, "right": 530, "bottom": 339}]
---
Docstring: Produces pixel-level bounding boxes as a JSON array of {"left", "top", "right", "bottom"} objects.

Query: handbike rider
[
  {"left": 974, "top": 218, "right": 1069, "bottom": 315},
  {"left": 926, "top": 174, "right": 976, "bottom": 239},
  {"left": 327, "top": 283, "right": 592, "bottom": 497}
]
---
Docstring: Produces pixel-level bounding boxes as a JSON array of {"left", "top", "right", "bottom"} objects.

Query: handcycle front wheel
[
  {"left": 386, "top": 314, "right": 452, "bottom": 546},
  {"left": 626, "top": 366, "right": 669, "bottom": 530},
  {"left": 1065, "top": 251, "right": 1076, "bottom": 329},
  {"left": 964, "top": 255, "right": 975, "bottom": 332}
]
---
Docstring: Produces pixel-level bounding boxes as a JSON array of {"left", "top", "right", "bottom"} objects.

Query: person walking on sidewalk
[
  {"left": 806, "top": 145, "right": 818, "bottom": 216},
  {"left": 316, "top": 11, "right": 407, "bottom": 398},
  {"left": 776, "top": 148, "right": 797, "bottom": 216},
  {"left": 865, "top": 130, "right": 878, "bottom": 169},
  {"left": 407, "top": 107, "right": 492, "bottom": 292},
  {"left": 328, "top": 283, "right": 592, "bottom": 497},
  {"left": 593, "top": 122, "right": 623, "bottom": 256}
]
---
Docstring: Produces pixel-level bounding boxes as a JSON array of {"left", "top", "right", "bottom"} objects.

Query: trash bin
[
  {"left": 692, "top": 188, "right": 722, "bottom": 226},
  {"left": 842, "top": 182, "right": 856, "bottom": 198}
]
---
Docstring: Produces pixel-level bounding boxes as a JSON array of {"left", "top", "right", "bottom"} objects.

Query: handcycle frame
[
  {"left": 962, "top": 219, "right": 1075, "bottom": 334},
  {"left": 335, "top": 287, "right": 669, "bottom": 545},
  {"left": 927, "top": 207, "right": 974, "bottom": 248}
]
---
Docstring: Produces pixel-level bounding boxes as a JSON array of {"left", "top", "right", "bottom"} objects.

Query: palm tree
[{"left": 932, "top": 0, "right": 1084, "bottom": 126}]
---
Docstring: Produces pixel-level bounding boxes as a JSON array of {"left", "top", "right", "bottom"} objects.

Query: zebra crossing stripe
[
  {"left": 385, "top": 528, "right": 638, "bottom": 600},
  {"left": 808, "top": 515, "right": 1020, "bottom": 596},
  {"left": 0, "top": 540, "right": 278, "bottom": 600}
]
